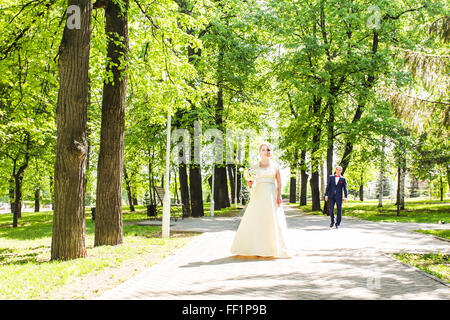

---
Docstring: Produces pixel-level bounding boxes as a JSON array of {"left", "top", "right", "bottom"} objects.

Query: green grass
[
  {"left": 299, "top": 199, "right": 450, "bottom": 224},
  {"left": 393, "top": 252, "right": 450, "bottom": 283},
  {"left": 414, "top": 229, "right": 450, "bottom": 240},
  {"left": 0, "top": 203, "right": 241, "bottom": 299},
  {"left": 0, "top": 209, "right": 183, "bottom": 299}
]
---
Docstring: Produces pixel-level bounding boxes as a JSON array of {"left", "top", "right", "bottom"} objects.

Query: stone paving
[{"left": 99, "top": 205, "right": 450, "bottom": 300}]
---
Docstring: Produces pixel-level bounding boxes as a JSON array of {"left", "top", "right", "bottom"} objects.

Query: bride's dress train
[{"left": 230, "top": 163, "right": 292, "bottom": 258}]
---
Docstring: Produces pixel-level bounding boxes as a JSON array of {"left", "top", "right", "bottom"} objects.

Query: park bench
[{"left": 153, "top": 186, "right": 184, "bottom": 220}]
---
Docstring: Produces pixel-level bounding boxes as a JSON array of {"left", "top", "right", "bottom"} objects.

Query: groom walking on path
[{"left": 325, "top": 166, "right": 348, "bottom": 228}]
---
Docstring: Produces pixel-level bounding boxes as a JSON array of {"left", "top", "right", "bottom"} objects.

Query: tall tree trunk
[
  {"left": 49, "top": 173, "right": 54, "bottom": 210},
  {"left": 148, "top": 151, "right": 155, "bottom": 206},
  {"left": 213, "top": 46, "right": 229, "bottom": 210},
  {"left": 359, "top": 172, "right": 364, "bottom": 201},
  {"left": 289, "top": 165, "right": 297, "bottom": 203},
  {"left": 237, "top": 168, "right": 242, "bottom": 204},
  {"left": 323, "top": 110, "right": 334, "bottom": 214},
  {"left": 287, "top": 95, "right": 299, "bottom": 204},
  {"left": 310, "top": 170, "right": 321, "bottom": 211},
  {"left": 8, "top": 178, "right": 14, "bottom": 216},
  {"left": 17, "top": 200, "right": 21, "bottom": 219},
  {"left": 123, "top": 166, "right": 135, "bottom": 212},
  {"left": 34, "top": 187, "right": 40, "bottom": 212},
  {"left": 289, "top": 150, "right": 299, "bottom": 204},
  {"left": 227, "top": 164, "right": 236, "bottom": 204},
  {"left": 86, "top": 77, "right": 91, "bottom": 206},
  {"left": 51, "top": 0, "right": 92, "bottom": 260},
  {"left": 310, "top": 98, "right": 322, "bottom": 211},
  {"left": 179, "top": 164, "right": 191, "bottom": 217},
  {"left": 396, "top": 166, "right": 401, "bottom": 216},
  {"left": 214, "top": 165, "right": 230, "bottom": 209},
  {"left": 95, "top": 0, "right": 129, "bottom": 246},
  {"left": 396, "top": 159, "right": 407, "bottom": 214},
  {"left": 12, "top": 173, "right": 23, "bottom": 227},
  {"left": 400, "top": 158, "right": 406, "bottom": 209},
  {"left": 440, "top": 175, "right": 443, "bottom": 201},
  {"left": 326, "top": 104, "right": 334, "bottom": 177},
  {"left": 9, "top": 150, "right": 29, "bottom": 224},
  {"left": 212, "top": 87, "right": 229, "bottom": 210},
  {"left": 189, "top": 164, "right": 204, "bottom": 217},
  {"left": 18, "top": 199, "right": 23, "bottom": 219},
  {"left": 300, "top": 150, "right": 308, "bottom": 206},
  {"left": 184, "top": 13, "right": 204, "bottom": 216},
  {"left": 378, "top": 137, "right": 385, "bottom": 208},
  {"left": 174, "top": 169, "right": 179, "bottom": 204},
  {"left": 147, "top": 155, "right": 155, "bottom": 205},
  {"left": 320, "top": 160, "right": 325, "bottom": 199}
]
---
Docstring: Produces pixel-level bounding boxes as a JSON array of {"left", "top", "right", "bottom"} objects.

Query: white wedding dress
[{"left": 230, "top": 162, "right": 292, "bottom": 258}]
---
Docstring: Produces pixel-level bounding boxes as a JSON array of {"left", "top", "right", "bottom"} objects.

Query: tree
[
  {"left": 411, "top": 133, "right": 449, "bottom": 201},
  {"left": 377, "top": 136, "right": 386, "bottom": 207},
  {"left": 94, "top": 0, "right": 129, "bottom": 246},
  {"left": 0, "top": 0, "right": 58, "bottom": 225},
  {"left": 5, "top": 131, "right": 30, "bottom": 226},
  {"left": 51, "top": 0, "right": 93, "bottom": 260},
  {"left": 123, "top": 166, "right": 135, "bottom": 212},
  {"left": 344, "top": 144, "right": 376, "bottom": 201}
]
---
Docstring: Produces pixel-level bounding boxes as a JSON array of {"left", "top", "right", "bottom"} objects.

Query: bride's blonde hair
[{"left": 258, "top": 141, "right": 273, "bottom": 152}]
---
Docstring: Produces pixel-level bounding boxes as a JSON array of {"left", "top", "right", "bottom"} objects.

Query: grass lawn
[
  {"left": 0, "top": 203, "right": 240, "bottom": 299},
  {"left": 299, "top": 198, "right": 450, "bottom": 224},
  {"left": 414, "top": 229, "right": 450, "bottom": 240},
  {"left": 393, "top": 252, "right": 450, "bottom": 283}
]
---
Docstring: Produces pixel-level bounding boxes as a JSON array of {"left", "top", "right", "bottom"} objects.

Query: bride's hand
[{"left": 277, "top": 197, "right": 282, "bottom": 207}]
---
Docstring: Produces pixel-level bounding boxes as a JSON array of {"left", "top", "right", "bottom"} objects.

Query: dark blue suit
[{"left": 325, "top": 175, "right": 348, "bottom": 226}]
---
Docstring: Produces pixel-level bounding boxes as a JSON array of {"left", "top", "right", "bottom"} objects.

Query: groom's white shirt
[{"left": 335, "top": 176, "right": 340, "bottom": 185}]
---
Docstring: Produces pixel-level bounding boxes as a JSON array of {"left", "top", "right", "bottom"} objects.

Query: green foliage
[
  {"left": 0, "top": 0, "right": 57, "bottom": 208},
  {"left": 393, "top": 252, "right": 450, "bottom": 283},
  {"left": 0, "top": 0, "right": 447, "bottom": 225}
]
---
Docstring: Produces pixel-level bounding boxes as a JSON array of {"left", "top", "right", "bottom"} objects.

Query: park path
[{"left": 98, "top": 205, "right": 450, "bottom": 300}]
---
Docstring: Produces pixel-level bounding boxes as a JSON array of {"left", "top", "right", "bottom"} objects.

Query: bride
[{"left": 230, "top": 142, "right": 292, "bottom": 259}]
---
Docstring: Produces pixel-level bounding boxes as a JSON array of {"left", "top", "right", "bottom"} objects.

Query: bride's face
[{"left": 259, "top": 144, "right": 273, "bottom": 159}]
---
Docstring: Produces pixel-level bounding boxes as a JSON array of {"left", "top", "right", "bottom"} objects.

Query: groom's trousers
[{"left": 329, "top": 197, "right": 342, "bottom": 226}]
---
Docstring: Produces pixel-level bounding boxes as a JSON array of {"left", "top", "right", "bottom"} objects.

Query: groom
[{"left": 325, "top": 166, "right": 348, "bottom": 229}]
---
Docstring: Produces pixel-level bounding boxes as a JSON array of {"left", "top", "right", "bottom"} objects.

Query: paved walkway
[{"left": 99, "top": 205, "right": 450, "bottom": 300}]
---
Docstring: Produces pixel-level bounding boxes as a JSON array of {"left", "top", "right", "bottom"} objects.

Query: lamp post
[
  {"left": 210, "top": 165, "right": 215, "bottom": 217},
  {"left": 162, "top": 71, "right": 171, "bottom": 238}
]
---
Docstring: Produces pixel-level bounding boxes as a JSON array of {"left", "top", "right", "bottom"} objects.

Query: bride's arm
[
  {"left": 275, "top": 168, "right": 282, "bottom": 206},
  {"left": 247, "top": 164, "right": 257, "bottom": 188}
]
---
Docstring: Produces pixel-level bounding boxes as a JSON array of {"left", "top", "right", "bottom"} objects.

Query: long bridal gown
[{"left": 230, "top": 162, "right": 292, "bottom": 258}]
